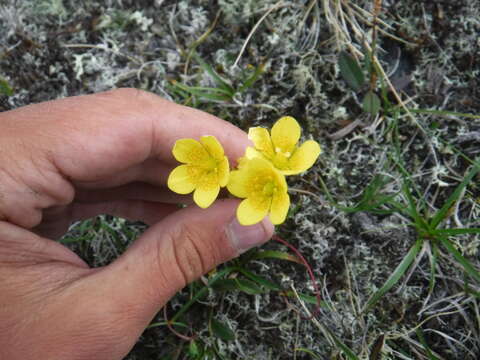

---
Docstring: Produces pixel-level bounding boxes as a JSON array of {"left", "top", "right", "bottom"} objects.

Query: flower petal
[
  {"left": 217, "top": 156, "right": 230, "bottom": 187},
  {"left": 194, "top": 172, "right": 220, "bottom": 208},
  {"left": 285, "top": 140, "right": 321, "bottom": 175},
  {"left": 269, "top": 191, "right": 290, "bottom": 225},
  {"left": 248, "top": 127, "right": 274, "bottom": 158},
  {"left": 236, "top": 198, "right": 270, "bottom": 226},
  {"left": 245, "top": 146, "right": 270, "bottom": 163},
  {"left": 193, "top": 185, "right": 220, "bottom": 208},
  {"left": 236, "top": 155, "right": 250, "bottom": 169},
  {"left": 245, "top": 146, "right": 260, "bottom": 159},
  {"left": 272, "top": 165, "right": 289, "bottom": 193},
  {"left": 172, "top": 139, "right": 209, "bottom": 164},
  {"left": 271, "top": 116, "right": 300, "bottom": 155},
  {"left": 200, "top": 135, "right": 225, "bottom": 160},
  {"left": 167, "top": 165, "right": 196, "bottom": 194},
  {"left": 227, "top": 169, "right": 248, "bottom": 198}
]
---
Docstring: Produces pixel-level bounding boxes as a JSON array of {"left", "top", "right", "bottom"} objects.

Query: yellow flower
[
  {"left": 227, "top": 157, "right": 290, "bottom": 225},
  {"left": 246, "top": 116, "right": 321, "bottom": 175},
  {"left": 167, "top": 136, "right": 229, "bottom": 208}
]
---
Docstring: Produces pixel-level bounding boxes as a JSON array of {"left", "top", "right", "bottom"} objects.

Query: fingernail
[{"left": 227, "top": 217, "right": 273, "bottom": 254}]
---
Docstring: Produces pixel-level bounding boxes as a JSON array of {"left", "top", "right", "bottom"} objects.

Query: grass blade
[
  {"left": 249, "top": 249, "right": 302, "bottom": 264},
  {"left": 432, "top": 228, "right": 480, "bottom": 236},
  {"left": 407, "top": 108, "right": 480, "bottom": 120},
  {"left": 323, "top": 326, "right": 360, "bottom": 360},
  {"left": 212, "top": 278, "right": 264, "bottom": 295},
  {"left": 415, "top": 328, "right": 441, "bottom": 360},
  {"left": 402, "top": 182, "right": 429, "bottom": 231},
  {"left": 281, "top": 291, "right": 330, "bottom": 308},
  {"left": 237, "top": 63, "right": 265, "bottom": 93},
  {"left": 238, "top": 268, "right": 282, "bottom": 291},
  {"left": 341, "top": 175, "right": 398, "bottom": 214},
  {"left": 428, "top": 243, "right": 438, "bottom": 296},
  {"left": 363, "top": 238, "right": 423, "bottom": 312},
  {"left": 294, "top": 348, "right": 322, "bottom": 359},
  {"left": 171, "top": 267, "right": 235, "bottom": 322},
  {"left": 438, "top": 236, "right": 480, "bottom": 282},
  {"left": 233, "top": 278, "right": 264, "bottom": 295},
  {"left": 172, "top": 81, "right": 233, "bottom": 101},
  {"left": 191, "top": 51, "right": 235, "bottom": 95},
  {"left": 430, "top": 162, "right": 480, "bottom": 229}
]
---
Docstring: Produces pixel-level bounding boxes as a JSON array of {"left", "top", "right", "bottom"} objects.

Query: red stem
[
  {"left": 163, "top": 306, "right": 196, "bottom": 341},
  {"left": 273, "top": 234, "right": 322, "bottom": 319}
]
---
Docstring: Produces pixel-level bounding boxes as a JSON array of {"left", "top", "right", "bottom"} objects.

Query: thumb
[{"left": 96, "top": 198, "right": 273, "bottom": 323}]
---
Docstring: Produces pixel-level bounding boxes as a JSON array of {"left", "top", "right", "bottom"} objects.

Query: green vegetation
[{"left": 2, "top": 0, "right": 480, "bottom": 358}]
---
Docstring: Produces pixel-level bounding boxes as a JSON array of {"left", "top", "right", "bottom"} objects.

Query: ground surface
[{"left": 1, "top": 0, "right": 480, "bottom": 359}]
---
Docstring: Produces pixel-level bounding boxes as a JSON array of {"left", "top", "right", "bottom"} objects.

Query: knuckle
[{"left": 169, "top": 224, "right": 220, "bottom": 288}]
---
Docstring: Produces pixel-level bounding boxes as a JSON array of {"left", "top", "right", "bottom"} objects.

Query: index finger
[
  {"left": 105, "top": 89, "right": 250, "bottom": 162},
  {"left": 5, "top": 88, "right": 250, "bottom": 182}
]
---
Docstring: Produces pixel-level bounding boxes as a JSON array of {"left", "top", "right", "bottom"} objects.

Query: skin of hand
[{"left": 0, "top": 88, "right": 274, "bottom": 360}]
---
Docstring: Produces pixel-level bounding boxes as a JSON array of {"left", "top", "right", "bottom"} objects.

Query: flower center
[
  {"left": 262, "top": 181, "right": 276, "bottom": 196},
  {"left": 275, "top": 147, "right": 291, "bottom": 157},
  {"left": 272, "top": 152, "right": 290, "bottom": 170},
  {"left": 199, "top": 157, "right": 218, "bottom": 170}
]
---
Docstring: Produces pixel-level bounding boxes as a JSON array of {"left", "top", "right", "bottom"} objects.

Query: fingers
[
  {"left": 91, "top": 199, "right": 274, "bottom": 324},
  {"left": 35, "top": 200, "right": 180, "bottom": 239},
  {"left": 0, "top": 221, "right": 88, "bottom": 268},
  {"left": 74, "top": 182, "right": 192, "bottom": 204},
  {"left": 71, "top": 200, "right": 179, "bottom": 225},
  {"left": 3, "top": 88, "right": 250, "bottom": 183},
  {"left": 71, "top": 159, "right": 174, "bottom": 189},
  {"left": 0, "top": 88, "right": 250, "bottom": 228}
]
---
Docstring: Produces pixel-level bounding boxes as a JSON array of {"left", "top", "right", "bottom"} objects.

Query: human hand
[{"left": 0, "top": 89, "right": 273, "bottom": 359}]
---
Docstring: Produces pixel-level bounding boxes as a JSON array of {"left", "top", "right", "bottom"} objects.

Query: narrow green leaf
[
  {"left": 250, "top": 250, "right": 302, "bottom": 264},
  {"left": 234, "top": 278, "right": 264, "bottom": 295},
  {"left": 172, "top": 82, "right": 232, "bottom": 101},
  {"left": 342, "top": 175, "right": 396, "bottom": 214},
  {"left": 0, "top": 78, "right": 13, "bottom": 96},
  {"left": 415, "top": 329, "right": 441, "bottom": 360},
  {"left": 407, "top": 108, "right": 480, "bottom": 120},
  {"left": 323, "top": 326, "right": 360, "bottom": 360},
  {"left": 210, "top": 318, "right": 235, "bottom": 341},
  {"left": 237, "top": 63, "right": 265, "bottom": 93},
  {"left": 171, "top": 267, "right": 235, "bottom": 322},
  {"left": 428, "top": 243, "right": 438, "bottom": 296},
  {"left": 294, "top": 348, "right": 322, "bottom": 359},
  {"left": 338, "top": 51, "right": 365, "bottom": 91},
  {"left": 363, "top": 238, "right": 423, "bottom": 312},
  {"left": 402, "top": 182, "right": 429, "bottom": 231},
  {"left": 238, "top": 269, "right": 282, "bottom": 291},
  {"left": 212, "top": 279, "right": 243, "bottom": 292},
  {"left": 432, "top": 228, "right": 480, "bottom": 236},
  {"left": 438, "top": 236, "right": 480, "bottom": 282},
  {"left": 430, "top": 162, "right": 480, "bottom": 229},
  {"left": 212, "top": 278, "right": 264, "bottom": 295},
  {"left": 362, "top": 91, "right": 381, "bottom": 115},
  {"left": 191, "top": 52, "right": 235, "bottom": 95},
  {"left": 464, "top": 283, "right": 480, "bottom": 298},
  {"left": 282, "top": 291, "right": 330, "bottom": 308}
]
